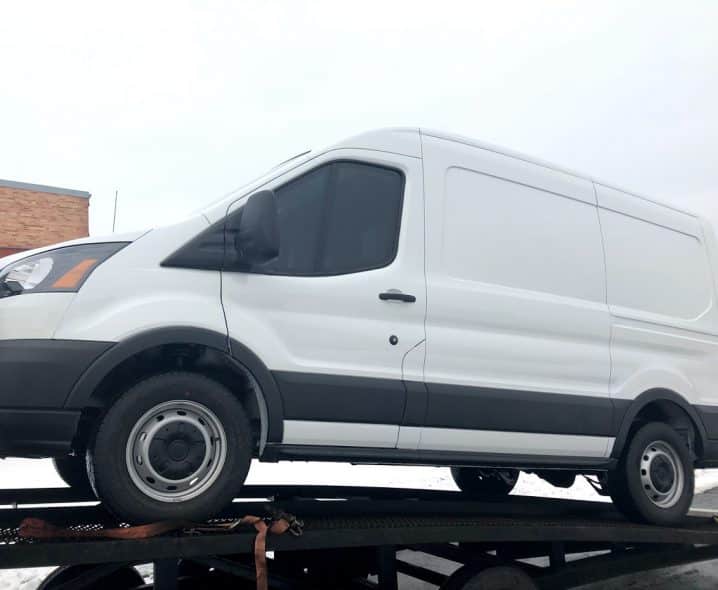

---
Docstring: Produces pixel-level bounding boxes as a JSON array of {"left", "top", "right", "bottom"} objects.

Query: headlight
[{"left": 0, "top": 242, "right": 128, "bottom": 298}]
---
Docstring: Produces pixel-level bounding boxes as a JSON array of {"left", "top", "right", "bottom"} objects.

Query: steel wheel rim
[
  {"left": 639, "top": 440, "right": 684, "bottom": 509},
  {"left": 125, "top": 400, "right": 227, "bottom": 503}
]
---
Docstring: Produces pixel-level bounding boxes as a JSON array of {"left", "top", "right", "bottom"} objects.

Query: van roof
[{"left": 335, "top": 127, "right": 699, "bottom": 220}]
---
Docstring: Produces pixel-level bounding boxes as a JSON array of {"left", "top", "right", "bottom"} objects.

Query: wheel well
[
  {"left": 627, "top": 395, "right": 703, "bottom": 458},
  {"left": 72, "top": 343, "right": 264, "bottom": 454}
]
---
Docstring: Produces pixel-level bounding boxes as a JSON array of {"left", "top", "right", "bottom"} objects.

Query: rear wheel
[
  {"left": 88, "top": 372, "right": 253, "bottom": 524},
  {"left": 52, "top": 455, "right": 93, "bottom": 494},
  {"left": 39, "top": 565, "right": 144, "bottom": 589},
  {"left": 451, "top": 467, "right": 519, "bottom": 496},
  {"left": 441, "top": 565, "right": 537, "bottom": 590},
  {"left": 609, "top": 421, "right": 694, "bottom": 525}
]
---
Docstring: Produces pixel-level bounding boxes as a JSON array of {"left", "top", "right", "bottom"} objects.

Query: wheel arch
[
  {"left": 611, "top": 389, "right": 707, "bottom": 460},
  {"left": 64, "top": 327, "right": 284, "bottom": 449}
]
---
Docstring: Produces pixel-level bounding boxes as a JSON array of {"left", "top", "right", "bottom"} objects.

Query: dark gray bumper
[
  {"left": 0, "top": 408, "right": 81, "bottom": 457},
  {"left": 0, "top": 339, "right": 112, "bottom": 456}
]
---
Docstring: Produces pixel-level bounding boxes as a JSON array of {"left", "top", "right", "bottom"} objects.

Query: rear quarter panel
[{"left": 596, "top": 185, "right": 718, "bottom": 414}]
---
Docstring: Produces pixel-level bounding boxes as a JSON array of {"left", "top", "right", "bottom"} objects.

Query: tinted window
[
  {"left": 259, "top": 161, "right": 404, "bottom": 276},
  {"left": 262, "top": 165, "right": 330, "bottom": 274}
]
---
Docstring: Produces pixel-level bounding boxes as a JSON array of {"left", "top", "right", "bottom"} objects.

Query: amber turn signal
[{"left": 52, "top": 258, "right": 98, "bottom": 289}]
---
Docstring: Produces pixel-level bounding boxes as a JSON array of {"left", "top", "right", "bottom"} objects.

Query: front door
[{"left": 221, "top": 149, "right": 426, "bottom": 448}]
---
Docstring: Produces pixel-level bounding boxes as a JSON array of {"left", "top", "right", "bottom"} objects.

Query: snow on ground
[
  {"left": 1, "top": 458, "right": 717, "bottom": 589},
  {"left": 696, "top": 469, "right": 718, "bottom": 494}
]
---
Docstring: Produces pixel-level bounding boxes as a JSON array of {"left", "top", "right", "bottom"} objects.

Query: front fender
[{"left": 63, "top": 326, "right": 285, "bottom": 443}]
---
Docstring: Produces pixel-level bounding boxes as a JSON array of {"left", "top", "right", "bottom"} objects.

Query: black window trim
[{"left": 233, "top": 158, "right": 406, "bottom": 278}]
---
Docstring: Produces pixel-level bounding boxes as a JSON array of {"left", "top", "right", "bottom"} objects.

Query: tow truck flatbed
[{"left": 2, "top": 485, "right": 717, "bottom": 589}]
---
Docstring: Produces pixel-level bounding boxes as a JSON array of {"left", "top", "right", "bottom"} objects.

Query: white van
[{"left": 1, "top": 128, "right": 717, "bottom": 525}]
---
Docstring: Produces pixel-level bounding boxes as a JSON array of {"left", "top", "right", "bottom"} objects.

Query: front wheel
[
  {"left": 441, "top": 565, "right": 537, "bottom": 590},
  {"left": 451, "top": 467, "right": 520, "bottom": 496},
  {"left": 609, "top": 422, "right": 694, "bottom": 525},
  {"left": 88, "top": 372, "right": 253, "bottom": 524},
  {"left": 52, "top": 455, "right": 94, "bottom": 494}
]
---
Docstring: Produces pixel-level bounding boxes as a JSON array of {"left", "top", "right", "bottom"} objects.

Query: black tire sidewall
[
  {"left": 451, "top": 467, "right": 519, "bottom": 496},
  {"left": 89, "top": 372, "right": 252, "bottom": 523},
  {"left": 39, "top": 565, "right": 144, "bottom": 590},
  {"left": 441, "top": 565, "right": 537, "bottom": 590},
  {"left": 52, "top": 456, "right": 94, "bottom": 493},
  {"left": 621, "top": 422, "right": 694, "bottom": 525}
]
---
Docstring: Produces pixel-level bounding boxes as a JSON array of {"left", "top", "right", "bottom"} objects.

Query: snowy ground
[{"left": 1, "top": 459, "right": 718, "bottom": 589}]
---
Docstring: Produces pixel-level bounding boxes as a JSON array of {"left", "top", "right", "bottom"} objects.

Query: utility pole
[{"left": 112, "top": 190, "right": 119, "bottom": 232}]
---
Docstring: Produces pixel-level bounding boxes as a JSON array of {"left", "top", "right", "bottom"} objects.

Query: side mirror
[{"left": 232, "top": 190, "right": 279, "bottom": 266}]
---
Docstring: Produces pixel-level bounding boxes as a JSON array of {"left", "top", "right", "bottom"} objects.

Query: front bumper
[
  {"left": 0, "top": 339, "right": 112, "bottom": 457},
  {"left": 0, "top": 409, "right": 81, "bottom": 457}
]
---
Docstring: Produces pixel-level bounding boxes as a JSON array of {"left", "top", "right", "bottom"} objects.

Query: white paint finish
[
  {"left": 397, "top": 340, "right": 426, "bottom": 449},
  {"left": 418, "top": 427, "right": 613, "bottom": 458},
  {"left": 596, "top": 183, "right": 701, "bottom": 237},
  {"left": 283, "top": 421, "right": 613, "bottom": 458},
  {"left": 401, "top": 339, "right": 426, "bottom": 382},
  {"left": 423, "top": 131, "right": 597, "bottom": 205},
  {"left": 596, "top": 186, "right": 718, "bottom": 409},
  {"left": 221, "top": 149, "right": 426, "bottom": 387},
  {"left": 599, "top": 207, "right": 713, "bottom": 321},
  {"left": 282, "top": 420, "right": 399, "bottom": 448},
  {"left": 55, "top": 216, "right": 227, "bottom": 342},
  {"left": 422, "top": 134, "right": 611, "bottom": 401},
  {"left": 330, "top": 127, "right": 423, "bottom": 159},
  {"left": 396, "top": 426, "right": 423, "bottom": 450},
  {"left": 0, "top": 293, "right": 75, "bottom": 340},
  {"left": 443, "top": 167, "right": 606, "bottom": 302},
  {"left": 609, "top": 318, "right": 718, "bottom": 407},
  {"left": 701, "top": 219, "right": 718, "bottom": 316}
]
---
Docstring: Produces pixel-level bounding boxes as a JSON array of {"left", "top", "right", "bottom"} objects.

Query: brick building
[{"left": 0, "top": 179, "right": 90, "bottom": 258}]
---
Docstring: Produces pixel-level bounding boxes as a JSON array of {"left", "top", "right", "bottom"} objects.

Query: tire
[
  {"left": 441, "top": 565, "right": 537, "bottom": 590},
  {"left": 609, "top": 421, "right": 694, "bottom": 525},
  {"left": 88, "top": 372, "right": 252, "bottom": 524},
  {"left": 52, "top": 455, "right": 94, "bottom": 494},
  {"left": 451, "top": 467, "right": 520, "bottom": 496},
  {"left": 39, "top": 565, "right": 144, "bottom": 589},
  {"left": 535, "top": 470, "right": 576, "bottom": 489}
]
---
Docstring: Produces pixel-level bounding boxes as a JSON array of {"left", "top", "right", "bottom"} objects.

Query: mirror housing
[{"left": 232, "top": 190, "right": 279, "bottom": 266}]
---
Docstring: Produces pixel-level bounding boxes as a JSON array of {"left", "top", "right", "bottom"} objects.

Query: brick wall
[
  {"left": 0, "top": 247, "right": 23, "bottom": 258},
  {"left": 0, "top": 181, "right": 90, "bottom": 254}
]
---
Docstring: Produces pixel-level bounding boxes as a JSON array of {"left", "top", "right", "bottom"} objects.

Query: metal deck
[{"left": 2, "top": 485, "right": 718, "bottom": 570}]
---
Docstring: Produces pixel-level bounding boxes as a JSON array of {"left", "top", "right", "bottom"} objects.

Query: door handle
[{"left": 379, "top": 291, "right": 416, "bottom": 303}]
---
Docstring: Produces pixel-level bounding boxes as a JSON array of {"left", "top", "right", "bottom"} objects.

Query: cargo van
[{"left": 1, "top": 128, "right": 717, "bottom": 525}]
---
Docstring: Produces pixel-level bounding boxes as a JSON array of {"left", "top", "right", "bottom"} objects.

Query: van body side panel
[
  {"left": 596, "top": 184, "right": 718, "bottom": 446},
  {"left": 421, "top": 135, "right": 613, "bottom": 457}
]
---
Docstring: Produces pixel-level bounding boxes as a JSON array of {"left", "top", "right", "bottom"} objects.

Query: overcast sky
[{"left": 0, "top": 1, "right": 716, "bottom": 235}]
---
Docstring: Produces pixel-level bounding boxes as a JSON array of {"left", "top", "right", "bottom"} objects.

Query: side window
[
  {"left": 259, "top": 161, "right": 404, "bottom": 276},
  {"left": 263, "top": 165, "right": 331, "bottom": 275}
]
